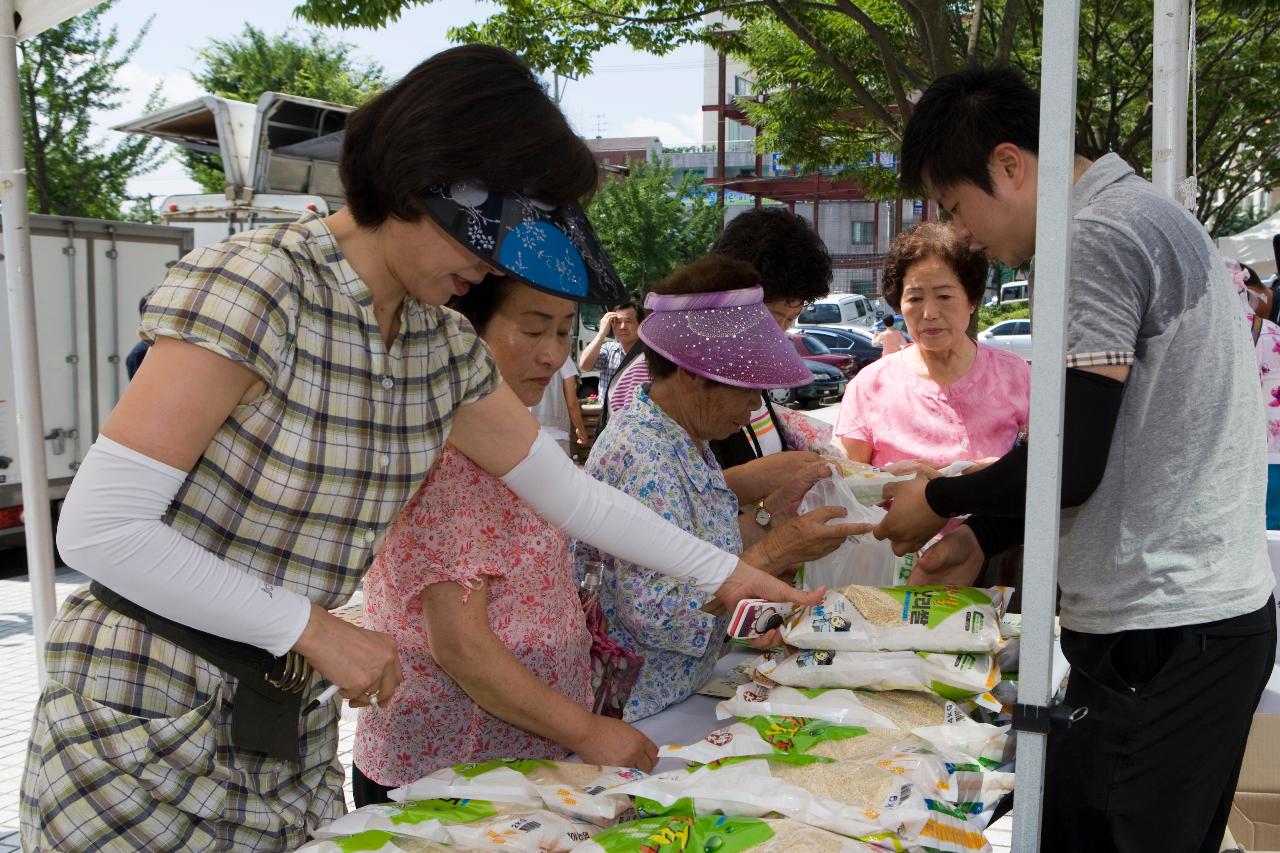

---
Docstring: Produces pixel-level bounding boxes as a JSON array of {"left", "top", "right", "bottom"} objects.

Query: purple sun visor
[{"left": 638, "top": 285, "right": 812, "bottom": 389}]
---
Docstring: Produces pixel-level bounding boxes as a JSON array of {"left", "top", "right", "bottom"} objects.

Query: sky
[{"left": 89, "top": 0, "right": 712, "bottom": 200}]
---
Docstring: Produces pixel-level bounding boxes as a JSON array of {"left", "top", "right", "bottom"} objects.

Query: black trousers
[
  {"left": 1041, "top": 597, "right": 1276, "bottom": 853},
  {"left": 352, "top": 764, "right": 395, "bottom": 808}
]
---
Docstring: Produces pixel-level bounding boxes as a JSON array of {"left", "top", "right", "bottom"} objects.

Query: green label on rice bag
[
  {"left": 333, "top": 830, "right": 399, "bottom": 852},
  {"left": 927, "top": 680, "right": 980, "bottom": 701},
  {"left": 701, "top": 752, "right": 834, "bottom": 771},
  {"left": 451, "top": 758, "right": 553, "bottom": 778},
  {"left": 880, "top": 586, "right": 992, "bottom": 631},
  {"left": 387, "top": 798, "right": 497, "bottom": 826},
  {"left": 740, "top": 715, "right": 869, "bottom": 753},
  {"left": 590, "top": 815, "right": 774, "bottom": 852}
]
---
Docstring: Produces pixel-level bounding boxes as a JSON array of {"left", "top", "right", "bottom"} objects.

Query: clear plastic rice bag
[
  {"left": 569, "top": 814, "right": 880, "bottom": 852},
  {"left": 782, "top": 585, "right": 1009, "bottom": 654},
  {"left": 750, "top": 647, "right": 1001, "bottom": 708},
  {"left": 716, "top": 683, "right": 969, "bottom": 730},
  {"left": 389, "top": 759, "right": 644, "bottom": 826},
  {"left": 313, "top": 797, "right": 499, "bottom": 841}
]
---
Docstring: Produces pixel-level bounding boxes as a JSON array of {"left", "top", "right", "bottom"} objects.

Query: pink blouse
[
  {"left": 353, "top": 447, "right": 593, "bottom": 787},
  {"left": 834, "top": 343, "right": 1030, "bottom": 468}
]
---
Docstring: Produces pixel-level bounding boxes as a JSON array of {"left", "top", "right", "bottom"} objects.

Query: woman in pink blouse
[
  {"left": 352, "top": 278, "right": 657, "bottom": 806},
  {"left": 836, "top": 223, "right": 1030, "bottom": 473}
]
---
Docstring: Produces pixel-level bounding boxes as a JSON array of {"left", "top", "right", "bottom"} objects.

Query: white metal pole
[
  {"left": 1152, "top": 0, "right": 1190, "bottom": 199},
  {"left": 1010, "top": 0, "right": 1080, "bottom": 848},
  {"left": 1, "top": 0, "right": 59, "bottom": 686}
]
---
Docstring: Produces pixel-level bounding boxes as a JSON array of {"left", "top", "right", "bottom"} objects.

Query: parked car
[
  {"left": 793, "top": 324, "right": 883, "bottom": 369},
  {"left": 978, "top": 318, "right": 1033, "bottom": 361},
  {"left": 770, "top": 359, "right": 846, "bottom": 409},
  {"left": 788, "top": 332, "right": 859, "bottom": 378},
  {"left": 797, "top": 293, "right": 875, "bottom": 327}
]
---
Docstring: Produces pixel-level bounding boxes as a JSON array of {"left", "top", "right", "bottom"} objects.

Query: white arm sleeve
[
  {"left": 501, "top": 431, "right": 737, "bottom": 594},
  {"left": 56, "top": 436, "right": 314, "bottom": 656}
]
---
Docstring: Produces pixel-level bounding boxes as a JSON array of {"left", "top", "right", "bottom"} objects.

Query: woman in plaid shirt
[{"left": 20, "top": 46, "right": 821, "bottom": 852}]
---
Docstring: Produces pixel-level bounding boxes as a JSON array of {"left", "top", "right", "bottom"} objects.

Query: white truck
[
  {"left": 0, "top": 91, "right": 354, "bottom": 548},
  {"left": 0, "top": 215, "right": 194, "bottom": 543}
]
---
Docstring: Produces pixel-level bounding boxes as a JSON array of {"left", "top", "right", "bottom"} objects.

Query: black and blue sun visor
[{"left": 418, "top": 180, "right": 629, "bottom": 304}]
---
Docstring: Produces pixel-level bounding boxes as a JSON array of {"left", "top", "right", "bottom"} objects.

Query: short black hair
[
  {"left": 713, "top": 207, "right": 832, "bottom": 304},
  {"left": 449, "top": 278, "right": 521, "bottom": 336},
  {"left": 883, "top": 315, "right": 895, "bottom": 328},
  {"left": 900, "top": 65, "right": 1040, "bottom": 197},
  {"left": 611, "top": 300, "right": 644, "bottom": 321},
  {"left": 340, "top": 44, "right": 599, "bottom": 228}
]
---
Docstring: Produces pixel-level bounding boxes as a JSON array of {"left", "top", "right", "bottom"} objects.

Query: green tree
[
  {"left": 17, "top": 3, "right": 166, "bottom": 219},
  {"left": 183, "top": 25, "right": 389, "bottom": 192},
  {"left": 294, "top": 0, "right": 1280, "bottom": 233},
  {"left": 587, "top": 158, "right": 721, "bottom": 293}
]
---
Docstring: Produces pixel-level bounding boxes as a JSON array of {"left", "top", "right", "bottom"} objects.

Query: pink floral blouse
[
  {"left": 353, "top": 447, "right": 593, "bottom": 787},
  {"left": 834, "top": 343, "right": 1030, "bottom": 468}
]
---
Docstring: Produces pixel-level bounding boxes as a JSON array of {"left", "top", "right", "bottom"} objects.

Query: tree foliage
[
  {"left": 587, "top": 158, "right": 721, "bottom": 293},
  {"left": 184, "top": 25, "right": 389, "bottom": 192},
  {"left": 17, "top": 3, "right": 166, "bottom": 220},
  {"left": 293, "top": 0, "right": 1280, "bottom": 235}
]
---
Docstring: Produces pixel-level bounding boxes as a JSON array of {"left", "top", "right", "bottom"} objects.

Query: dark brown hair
[
  {"left": 340, "top": 44, "right": 599, "bottom": 227},
  {"left": 646, "top": 255, "right": 760, "bottom": 380},
  {"left": 713, "top": 207, "right": 832, "bottom": 304},
  {"left": 881, "top": 222, "right": 988, "bottom": 311}
]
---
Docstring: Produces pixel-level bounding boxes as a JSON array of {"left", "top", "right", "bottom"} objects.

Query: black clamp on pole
[{"left": 1012, "top": 702, "right": 1088, "bottom": 734}]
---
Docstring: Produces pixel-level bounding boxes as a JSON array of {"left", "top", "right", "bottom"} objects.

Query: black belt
[{"left": 89, "top": 581, "right": 310, "bottom": 763}]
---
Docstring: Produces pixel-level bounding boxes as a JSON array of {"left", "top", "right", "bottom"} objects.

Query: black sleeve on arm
[
  {"left": 965, "top": 514, "right": 1027, "bottom": 558},
  {"left": 923, "top": 368, "right": 1125, "bottom": 519}
]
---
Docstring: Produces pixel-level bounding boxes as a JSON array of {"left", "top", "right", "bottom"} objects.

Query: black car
[
  {"left": 792, "top": 324, "right": 884, "bottom": 369},
  {"left": 770, "top": 359, "right": 846, "bottom": 409}
]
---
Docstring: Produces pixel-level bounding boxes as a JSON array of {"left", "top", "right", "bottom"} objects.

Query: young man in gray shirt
[{"left": 876, "top": 66, "right": 1276, "bottom": 852}]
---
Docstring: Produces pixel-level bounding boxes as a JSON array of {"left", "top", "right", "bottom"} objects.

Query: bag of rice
[
  {"left": 390, "top": 759, "right": 643, "bottom": 826},
  {"left": 444, "top": 808, "right": 598, "bottom": 852},
  {"left": 781, "top": 585, "right": 1008, "bottom": 653},
  {"left": 614, "top": 754, "right": 932, "bottom": 843},
  {"left": 295, "top": 831, "right": 452, "bottom": 852},
  {"left": 568, "top": 814, "right": 879, "bottom": 852},
  {"left": 658, "top": 716, "right": 873, "bottom": 762},
  {"left": 751, "top": 648, "right": 1001, "bottom": 709},
  {"left": 314, "top": 797, "right": 500, "bottom": 841},
  {"left": 717, "top": 683, "right": 969, "bottom": 730}
]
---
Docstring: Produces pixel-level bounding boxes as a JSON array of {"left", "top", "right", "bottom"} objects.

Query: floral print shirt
[
  {"left": 574, "top": 387, "right": 736, "bottom": 721},
  {"left": 354, "top": 447, "right": 592, "bottom": 787}
]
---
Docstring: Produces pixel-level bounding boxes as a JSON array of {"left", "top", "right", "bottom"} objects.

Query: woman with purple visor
[
  {"left": 576, "top": 255, "right": 870, "bottom": 720},
  {"left": 23, "top": 45, "right": 825, "bottom": 852}
]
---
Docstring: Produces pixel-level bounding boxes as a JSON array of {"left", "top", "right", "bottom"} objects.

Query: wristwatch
[{"left": 754, "top": 500, "right": 773, "bottom": 529}]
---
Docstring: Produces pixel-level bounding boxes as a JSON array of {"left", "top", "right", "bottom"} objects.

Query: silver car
[{"left": 977, "top": 318, "right": 1032, "bottom": 362}]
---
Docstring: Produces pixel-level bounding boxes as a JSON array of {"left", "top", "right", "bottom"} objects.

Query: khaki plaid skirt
[{"left": 21, "top": 590, "right": 345, "bottom": 851}]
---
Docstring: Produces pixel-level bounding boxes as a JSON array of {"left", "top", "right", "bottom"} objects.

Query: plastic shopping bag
[{"left": 797, "top": 467, "right": 910, "bottom": 589}]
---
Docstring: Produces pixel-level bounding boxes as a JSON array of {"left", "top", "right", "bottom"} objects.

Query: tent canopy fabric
[
  {"left": 1219, "top": 212, "right": 1280, "bottom": 277},
  {"left": 14, "top": 0, "right": 101, "bottom": 39}
]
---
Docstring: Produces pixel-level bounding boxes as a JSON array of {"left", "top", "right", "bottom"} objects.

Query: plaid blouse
[
  {"left": 21, "top": 215, "right": 497, "bottom": 852},
  {"left": 141, "top": 215, "right": 497, "bottom": 607}
]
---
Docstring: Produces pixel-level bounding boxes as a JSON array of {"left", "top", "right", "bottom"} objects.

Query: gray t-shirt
[{"left": 1048, "top": 153, "right": 1275, "bottom": 633}]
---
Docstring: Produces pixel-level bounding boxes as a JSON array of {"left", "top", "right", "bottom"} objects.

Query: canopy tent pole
[
  {"left": 1010, "top": 0, "right": 1081, "bottom": 848},
  {"left": 1, "top": 0, "right": 59, "bottom": 686},
  {"left": 1152, "top": 0, "right": 1190, "bottom": 201}
]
